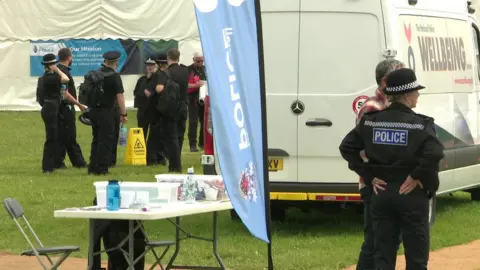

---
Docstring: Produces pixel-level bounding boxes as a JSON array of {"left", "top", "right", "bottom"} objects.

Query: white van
[{"left": 201, "top": 0, "right": 480, "bottom": 220}]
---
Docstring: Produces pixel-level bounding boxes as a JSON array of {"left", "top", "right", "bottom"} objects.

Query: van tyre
[
  {"left": 230, "top": 209, "right": 240, "bottom": 220},
  {"left": 271, "top": 206, "right": 286, "bottom": 222},
  {"left": 469, "top": 188, "right": 480, "bottom": 201}
]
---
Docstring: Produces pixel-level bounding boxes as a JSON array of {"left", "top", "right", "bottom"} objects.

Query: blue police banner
[
  {"left": 193, "top": 0, "right": 271, "bottom": 244},
  {"left": 30, "top": 39, "right": 178, "bottom": 76}
]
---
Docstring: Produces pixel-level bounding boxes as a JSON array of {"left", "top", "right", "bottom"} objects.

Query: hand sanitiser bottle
[{"left": 184, "top": 168, "right": 196, "bottom": 203}]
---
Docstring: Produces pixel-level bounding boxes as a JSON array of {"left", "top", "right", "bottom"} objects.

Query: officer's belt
[{"left": 367, "top": 164, "right": 416, "bottom": 183}]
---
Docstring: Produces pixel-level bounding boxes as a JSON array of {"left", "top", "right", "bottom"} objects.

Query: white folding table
[{"left": 54, "top": 200, "right": 233, "bottom": 270}]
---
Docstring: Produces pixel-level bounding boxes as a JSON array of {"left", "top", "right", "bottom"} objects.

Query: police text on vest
[{"left": 373, "top": 128, "right": 408, "bottom": 146}]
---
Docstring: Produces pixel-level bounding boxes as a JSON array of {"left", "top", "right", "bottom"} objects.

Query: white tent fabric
[{"left": 0, "top": 0, "right": 202, "bottom": 110}]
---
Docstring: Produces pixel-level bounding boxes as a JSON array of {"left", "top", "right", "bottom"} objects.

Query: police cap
[
  {"left": 385, "top": 68, "right": 425, "bottom": 95},
  {"left": 145, "top": 56, "right": 156, "bottom": 65},
  {"left": 155, "top": 52, "right": 168, "bottom": 64},
  {"left": 103, "top": 51, "right": 121, "bottom": 61},
  {"left": 78, "top": 109, "right": 92, "bottom": 126},
  {"left": 41, "top": 53, "right": 58, "bottom": 65}
]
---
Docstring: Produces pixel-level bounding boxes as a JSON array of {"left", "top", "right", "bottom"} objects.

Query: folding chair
[
  {"left": 144, "top": 239, "right": 175, "bottom": 270},
  {"left": 136, "top": 225, "right": 174, "bottom": 270},
  {"left": 3, "top": 198, "right": 80, "bottom": 270}
]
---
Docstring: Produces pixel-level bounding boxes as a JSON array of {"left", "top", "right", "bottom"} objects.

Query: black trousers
[
  {"left": 111, "top": 106, "right": 120, "bottom": 167},
  {"left": 188, "top": 93, "right": 204, "bottom": 148},
  {"left": 177, "top": 104, "right": 188, "bottom": 153},
  {"left": 58, "top": 104, "right": 86, "bottom": 168},
  {"left": 357, "top": 186, "right": 401, "bottom": 270},
  {"left": 88, "top": 108, "right": 115, "bottom": 175},
  {"left": 41, "top": 100, "right": 61, "bottom": 172},
  {"left": 137, "top": 106, "right": 150, "bottom": 141},
  {"left": 371, "top": 183, "right": 430, "bottom": 270},
  {"left": 147, "top": 115, "right": 181, "bottom": 172}
]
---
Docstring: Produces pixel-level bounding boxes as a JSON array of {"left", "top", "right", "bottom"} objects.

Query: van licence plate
[{"left": 268, "top": 158, "right": 283, "bottom": 172}]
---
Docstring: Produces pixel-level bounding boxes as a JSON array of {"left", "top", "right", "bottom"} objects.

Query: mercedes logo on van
[{"left": 291, "top": 100, "right": 305, "bottom": 115}]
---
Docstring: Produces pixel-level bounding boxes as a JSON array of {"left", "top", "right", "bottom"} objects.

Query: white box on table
[
  {"left": 155, "top": 174, "right": 228, "bottom": 201},
  {"left": 94, "top": 181, "right": 180, "bottom": 207}
]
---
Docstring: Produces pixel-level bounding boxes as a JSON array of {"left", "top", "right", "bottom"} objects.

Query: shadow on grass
[{"left": 269, "top": 192, "right": 477, "bottom": 237}]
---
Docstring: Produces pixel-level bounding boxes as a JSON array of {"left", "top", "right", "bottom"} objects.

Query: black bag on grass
[{"left": 89, "top": 197, "right": 146, "bottom": 270}]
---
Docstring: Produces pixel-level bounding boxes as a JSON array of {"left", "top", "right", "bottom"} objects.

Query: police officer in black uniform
[
  {"left": 146, "top": 51, "right": 181, "bottom": 172},
  {"left": 88, "top": 51, "right": 128, "bottom": 175},
  {"left": 39, "top": 53, "right": 70, "bottom": 173},
  {"left": 57, "top": 48, "right": 87, "bottom": 168},
  {"left": 145, "top": 53, "right": 168, "bottom": 166},
  {"left": 165, "top": 48, "right": 189, "bottom": 155},
  {"left": 133, "top": 56, "right": 158, "bottom": 140},
  {"left": 339, "top": 68, "right": 444, "bottom": 270}
]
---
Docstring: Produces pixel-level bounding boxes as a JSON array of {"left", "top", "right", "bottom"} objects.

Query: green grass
[{"left": 0, "top": 111, "right": 480, "bottom": 269}]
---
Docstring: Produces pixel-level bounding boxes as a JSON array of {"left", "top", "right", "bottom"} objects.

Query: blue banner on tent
[
  {"left": 30, "top": 39, "right": 178, "bottom": 76},
  {"left": 194, "top": 0, "right": 269, "bottom": 243}
]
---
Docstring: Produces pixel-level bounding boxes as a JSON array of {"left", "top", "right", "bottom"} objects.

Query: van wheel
[
  {"left": 230, "top": 209, "right": 240, "bottom": 220},
  {"left": 469, "top": 188, "right": 480, "bottom": 201},
  {"left": 271, "top": 207, "right": 286, "bottom": 222}
]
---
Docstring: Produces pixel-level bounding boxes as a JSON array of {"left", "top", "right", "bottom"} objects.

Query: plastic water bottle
[
  {"left": 119, "top": 124, "right": 127, "bottom": 146},
  {"left": 106, "top": 180, "right": 120, "bottom": 211},
  {"left": 184, "top": 167, "right": 196, "bottom": 203},
  {"left": 60, "top": 84, "right": 67, "bottom": 100}
]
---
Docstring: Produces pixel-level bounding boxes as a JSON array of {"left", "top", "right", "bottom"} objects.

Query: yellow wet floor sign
[{"left": 124, "top": 128, "right": 146, "bottom": 165}]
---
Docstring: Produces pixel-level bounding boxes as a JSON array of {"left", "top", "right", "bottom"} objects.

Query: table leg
[
  {"left": 165, "top": 216, "right": 181, "bottom": 270},
  {"left": 165, "top": 212, "right": 226, "bottom": 270},
  {"left": 87, "top": 219, "right": 94, "bottom": 270},
  {"left": 128, "top": 220, "right": 135, "bottom": 270},
  {"left": 212, "top": 212, "right": 226, "bottom": 270}
]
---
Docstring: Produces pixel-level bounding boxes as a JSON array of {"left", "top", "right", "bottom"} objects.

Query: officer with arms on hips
[
  {"left": 56, "top": 48, "right": 88, "bottom": 168},
  {"left": 88, "top": 51, "right": 128, "bottom": 175},
  {"left": 355, "top": 59, "right": 404, "bottom": 270},
  {"left": 39, "top": 53, "right": 71, "bottom": 173},
  {"left": 339, "top": 68, "right": 444, "bottom": 270}
]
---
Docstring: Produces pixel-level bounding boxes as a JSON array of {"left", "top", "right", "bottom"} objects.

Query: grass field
[{"left": 1, "top": 111, "right": 480, "bottom": 270}]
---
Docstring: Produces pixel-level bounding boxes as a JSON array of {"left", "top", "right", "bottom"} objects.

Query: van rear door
[
  {"left": 261, "top": 0, "right": 301, "bottom": 183},
  {"left": 296, "top": 0, "right": 387, "bottom": 184}
]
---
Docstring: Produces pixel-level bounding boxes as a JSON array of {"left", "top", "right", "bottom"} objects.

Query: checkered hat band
[{"left": 386, "top": 81, "right": 419, "bottom": 92}]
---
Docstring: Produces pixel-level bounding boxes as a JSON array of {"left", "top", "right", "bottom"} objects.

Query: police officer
[
  {"left": 339, "top": 68, "right": 444, "bottom": 270},
  {"left": 57, "top": 48, "right": 87, "bottom": 168},
  {"left": 355, "top": 59, "right": 404, "bottom": 270},
  {"left": 39, "top": 53, "right": 70, "bottom": 173},
  {"left": 146, "top": 52, "right": 181, "bottom": 172},
  {"left": 145, "top": 53, "right": 168, "bottom": 166},
  {"left": 165, "top": 48, "right": 189, "bottom": 155},
  {"left": 88, "top": 51, "right": 128, "bottom": 175},
  {"left": 133, "top": 56, "right": 158, "bottom": 140}
]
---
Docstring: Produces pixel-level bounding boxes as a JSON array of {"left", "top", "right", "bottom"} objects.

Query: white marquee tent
[{"left": 0, "top": 0, "right": 202, "bottom": 110}]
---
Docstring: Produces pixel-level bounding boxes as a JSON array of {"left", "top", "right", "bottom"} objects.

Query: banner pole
[{"left": 253, "top": 0, "right": 274, "bottom": 269}]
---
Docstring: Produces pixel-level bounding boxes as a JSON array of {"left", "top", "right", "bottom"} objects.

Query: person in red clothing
[
  {"left": 355, "top": 59, "right": 404, "bottom": 270},
  {"left": 187, "top": 52, "right": 207, "bottom": 152}
]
